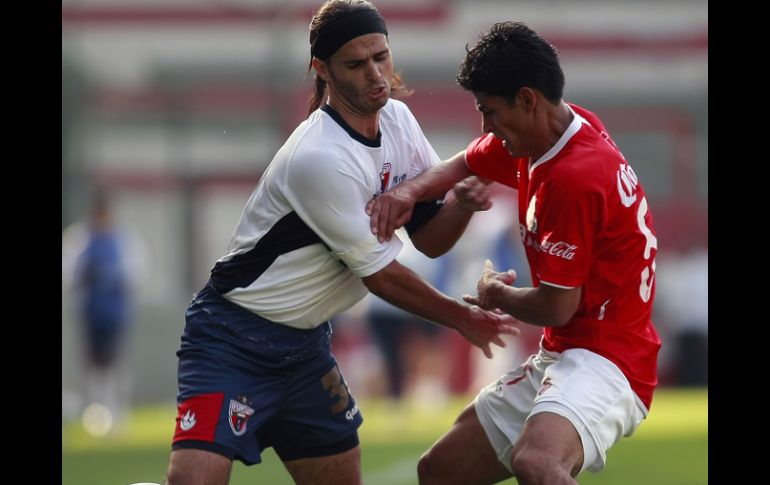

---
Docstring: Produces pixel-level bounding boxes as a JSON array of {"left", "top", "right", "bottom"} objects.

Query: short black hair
[{"left": 457, "top": 21, "right": 565, "bottom": 103}]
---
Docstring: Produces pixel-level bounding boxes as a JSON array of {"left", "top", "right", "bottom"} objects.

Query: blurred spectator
[
  {"left": 366, "top": 232, "right": 453, "bottom": 400},
  {"left": 62, "top": 188, "right": 145, "bottom": 434},
  {"left": 654, "top": 246, "right": 708, "bottom": 385}
]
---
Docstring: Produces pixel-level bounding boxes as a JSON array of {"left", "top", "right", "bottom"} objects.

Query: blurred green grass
[{"left": 62, "top": 387, "right": 707, "bottom": 485}]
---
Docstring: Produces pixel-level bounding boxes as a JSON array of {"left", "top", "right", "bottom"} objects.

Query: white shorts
[{"left": 473, "top": 347, "right": 648, "bottom": 474}]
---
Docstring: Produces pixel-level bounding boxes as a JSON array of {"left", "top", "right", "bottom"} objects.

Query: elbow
[
  {"left": 535, "top": 285, "right": 581, "bottom": 327},
  {"left": 549, "top": 313, "right": 574, "bottom": 327},
  {"left": 362, "top": 270, "right": 387, "bottom": 295},
  {"left": 362, "top": 261, "right": 402, "bottom": 298},
  {"left": 546, "top": 304, "right": 579, "bottom": 327},
  {"left": 411, "top": 239, "right": 449, "bottom": 259},
  {"left": 418, "top": 247, "right": 447, "bottom": 259}
]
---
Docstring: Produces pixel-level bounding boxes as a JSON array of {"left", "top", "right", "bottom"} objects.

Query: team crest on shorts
[{"left": 228, "top": 396, "right": 255, "bottom": 436}]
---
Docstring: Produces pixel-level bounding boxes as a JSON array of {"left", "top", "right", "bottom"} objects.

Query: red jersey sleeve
[
  {"left": 465, "top": 134, "right": 521, "bottom": 189},
  {"left": 531, "top": 170, "right": 606, "bottom": 288}
]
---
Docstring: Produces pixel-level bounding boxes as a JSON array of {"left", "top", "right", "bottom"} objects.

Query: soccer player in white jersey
[
  {"left": 368, "top": 21, "right": 662, "bottom": 485},
  {"left": 164, "top": 2, "right": 518, "bottom": 484}
]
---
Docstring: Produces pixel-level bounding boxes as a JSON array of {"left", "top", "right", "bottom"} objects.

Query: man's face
[
  {"left": 474, "top": 92, "right": 532, "bottom": 158},
  {"left": 323, "top": 33, "right": 393, "bottom": 115}
]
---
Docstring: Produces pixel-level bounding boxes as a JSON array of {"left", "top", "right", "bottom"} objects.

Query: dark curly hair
[{"left": 457, "top": 21, "right": 564, "bottom": 104}]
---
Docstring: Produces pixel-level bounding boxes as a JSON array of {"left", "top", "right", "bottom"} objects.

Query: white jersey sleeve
[{"left": 284, "top": 144, "right": 403, "bottom": 278}]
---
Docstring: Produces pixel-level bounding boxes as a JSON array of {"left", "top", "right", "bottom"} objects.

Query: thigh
[
  {"left": 267, "top": 359, "right": 363, "bottom": 461},
  {"left": 166, "top": 448, "right": 232, "bottom": 485},
  {"left": 471, "top": 354, "right": 543, "bottom": 472},
  {"left": 531, "top": 347, "right": 647, "bottom": 473},
  {"left": 282, "top": 445, "right": 361, "bottom": 485},
  {"left": 512, "top": 411, "right": 584, "bottom": 477},
  {"left": 250, "top": 336, "right": 362, "bottom": 479},
  {"left": 420, "top": 403, "right": 512, "bottom": 485}
]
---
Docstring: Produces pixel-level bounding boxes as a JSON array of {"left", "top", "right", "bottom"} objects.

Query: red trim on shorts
[{"left": 173, "top": 392, "right": 224, "bottom": 443}]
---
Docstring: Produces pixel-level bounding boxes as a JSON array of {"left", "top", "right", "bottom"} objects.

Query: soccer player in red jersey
[{"left": 367, "top": 21, "right": 661, "bottom": 484}]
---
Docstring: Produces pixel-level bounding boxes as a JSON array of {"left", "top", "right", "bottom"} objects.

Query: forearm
[
  {"left": 368, "top": 151, "right": 475, "bottom": 242},
  {"left": 404, "top": 151, "right": 473, "bottom": 202},
  {"left": 410, "top": 196, "right": 474, "bottom": 258},
  {"left": 484, "top": 283, "right": 581, "bottom": 327},
  {"left": 363, "top": 260, "right": 469, "bottom": 331}
]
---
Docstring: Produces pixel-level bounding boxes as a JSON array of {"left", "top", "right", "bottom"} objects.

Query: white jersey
[{"left": 209, "top": 99, "right": 441, "bottom": 329}]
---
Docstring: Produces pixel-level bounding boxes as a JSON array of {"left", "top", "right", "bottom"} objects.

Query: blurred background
[{"left": 62, "top": 0, "right": 707, "bottom": 483}]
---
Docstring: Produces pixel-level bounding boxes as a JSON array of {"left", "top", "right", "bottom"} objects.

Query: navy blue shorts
[{"left": 171, "top": 283, "right": 363, "bottom": 465}]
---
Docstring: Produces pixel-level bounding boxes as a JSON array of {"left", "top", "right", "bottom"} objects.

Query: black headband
[{"left": 311, "top": 9, "right": 388, "bottom": 60}]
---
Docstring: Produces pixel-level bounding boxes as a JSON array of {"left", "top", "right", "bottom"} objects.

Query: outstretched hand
[
  {"left": 366, "top": 187, "right": 415, "bottom": 242},
  {"left": 462, "top": 259, "right": 517, "bottom": 310},
  {"left": 459, "top": 305, "right": 521, "bottom": 359},
  {"left": 459, "top": 259, "right": 522, "bottom": 358}
]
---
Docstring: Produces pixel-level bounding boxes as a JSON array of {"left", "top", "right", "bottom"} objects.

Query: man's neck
[
  {"left": 327, "top": 99, "right": 380, "bottom": 140},
  {"left": 548, "top": 101, "right": 575, "bottom": 140},
  {"left": 539, "top": 101, "right": 574, "bottom": 158},
  {"left": 525, "top": 101, "right": 574, "bottom": 163}
]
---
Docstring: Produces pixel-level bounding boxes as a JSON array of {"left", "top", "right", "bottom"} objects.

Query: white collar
[{"left": 529, "top": 104, "right": 587, "bottom": 174}]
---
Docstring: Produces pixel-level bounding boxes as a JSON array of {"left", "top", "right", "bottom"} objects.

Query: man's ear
[
  {"left": 312, "top": 58, "right": 330, "bottom": 83},
  {"left": 518, "top": 87, "right": 537, "bottom": 113}
]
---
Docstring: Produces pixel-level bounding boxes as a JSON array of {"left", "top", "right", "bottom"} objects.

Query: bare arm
[
  {"left": 463, "top": 260, "right": 582, "bottom": 327},
  {"left": 367, "top": 151, "right": 473, "bottom": 242},
  {"left": 363, "top": 259, "right": 520, "bottom": 358},
  {"left": 410, "top": 176, "right": 493, "bottom": 258}
]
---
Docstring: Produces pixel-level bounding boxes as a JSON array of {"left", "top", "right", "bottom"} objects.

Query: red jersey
[{"left": 465, "top": 103, "right": 661, "bottom": 409}]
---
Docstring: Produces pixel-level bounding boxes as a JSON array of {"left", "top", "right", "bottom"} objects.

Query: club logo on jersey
[
  {"left": 179, "top": 409, "right": 197, "bottom": 431},
  {"left": 526, "top": 194, "right": 538, "bottom": 233},
  {"left": 617, "top": 164, "right": 639, "bottom": 208},
  {"left": 378, "top": 162, "right": 407, "bottom": 194},
  {"left": 523, "top": 194, "right": 577, "bottom": 260},
  {"left": 379, "top": 162, "right": 392, "bottom": 193},
  {"left": 228, "top": 396, "right": 255, "bottom": 436}
]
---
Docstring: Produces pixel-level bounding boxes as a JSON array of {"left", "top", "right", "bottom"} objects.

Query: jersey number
[
  {"left": 321, "top": 366, "right": 350, "bottom": 414},
  {"left": 637, "top": 197, "right": 657, "bottom": 302}
]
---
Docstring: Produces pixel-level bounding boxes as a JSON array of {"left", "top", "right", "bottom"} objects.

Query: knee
[
  {"left": 165, "top": 461, "right": 198, "bottom": 485},
  {"left": 417, "top": 449, "right": 443, "bottom": 485},
  {"left": 164, "top": 467, "right": 183, "bottom": 485},
  {"left": 165, "top": 448, "right": 233, "bottom": 485},
  {"left": 511, "top": 450, "right": 550, "bottom": 483}
]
